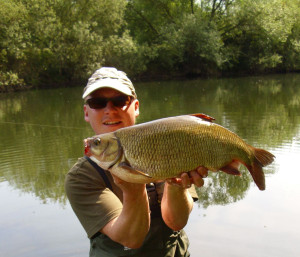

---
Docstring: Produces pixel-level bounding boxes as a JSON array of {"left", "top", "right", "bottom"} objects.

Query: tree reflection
[
  {"left": 0, "top": 88, "right": 91, "bottom": 205},
  {"left": 0, "top": 74, "right": 299, "bottom": 206},
  {"left": 196, "top": 169, "right": 251, "bottom": 208}
]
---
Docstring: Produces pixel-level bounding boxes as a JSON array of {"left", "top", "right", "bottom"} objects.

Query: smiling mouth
[{"left": 103, "top": 121, "right": 122, "bottom": 125}]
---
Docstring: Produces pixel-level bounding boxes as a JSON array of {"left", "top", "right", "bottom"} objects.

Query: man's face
[{"left": 84, "top": 88, "right": 139, "bottom": 135}]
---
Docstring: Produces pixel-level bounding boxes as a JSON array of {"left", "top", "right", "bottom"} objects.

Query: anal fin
[{"left": 220, "top": 160, "right": 241, "bottom": 176}]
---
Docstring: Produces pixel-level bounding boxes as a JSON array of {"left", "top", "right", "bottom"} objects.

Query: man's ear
[
  {"left": 84, "top": 105, "right": 90, "bottom": 122},
  {"left": 134, "top": 100, "right": 140, "bottom": 117}
]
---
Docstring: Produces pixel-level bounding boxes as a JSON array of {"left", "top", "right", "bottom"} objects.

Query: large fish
[{"left": 84, "top": 114, "right": 275, "bottom": 190}]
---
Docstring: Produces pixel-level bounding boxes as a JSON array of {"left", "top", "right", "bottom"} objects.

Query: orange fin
[
  {"left": 253, "top": 147, "right": 275, "bottom": 167},
  {"left": 244, "top": 147, "right": 274, "bottom": 191},
  {"left": 246, "top": 159, "right": 265, "bottom": 191},
  {"left": 118, "top": 162, "right": 153, "bottom": 178},
  {"left": 220, "top": 164, "right": 241, "bottom": 176},
  {"left": 190, "top": 113, "right": 215, "bottom": 122}
]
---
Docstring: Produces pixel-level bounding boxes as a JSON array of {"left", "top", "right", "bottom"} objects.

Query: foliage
[
  {"left": 0, "top": 0, "right": 300, "bottom": 90},
  {"left": 125, "top": 1, "right": 224, "bottom": 76},
  {"left": 101, "top": 30, "right": 156, "bottom": 77},
  {"left": 157, "top": 13, "right": 224, "bottom": 75},
  {"left": 0, "top": 71, "right": 26, "bottom": 92},
  {"left": 0, "top": 0, "right": 28, "bottom": 91},
  {"left": 220, "top": 0, "right": 300, "bottom": 72},
  {"left": 0, "top": 0, "right": 139, "bottom": 89}
]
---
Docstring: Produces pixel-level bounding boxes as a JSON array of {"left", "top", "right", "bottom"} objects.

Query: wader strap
[
  {"left": 84, "top": 156, "right": 113, "bottom": 191},
  {"left": 146, "top": 183, "right": 162, "bottom": 218}
]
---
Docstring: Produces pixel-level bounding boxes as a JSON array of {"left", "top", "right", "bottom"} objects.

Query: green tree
[
  {"left": 281, "top": 0, "right": 300, "bottom": 71},
  {"left": 220, "top": 0, "right": 299, "bottom": 72},
  {"left": 126, "top": 0, "right": 196, "bottom": 44},
  {"left": 0, "top": 0, "right": 28, "bottom": 91},
  {"left": 18, "top": 0, "right": 126, "bottom": 87},
  {"left": 125, "top": 0, "right": 224, "bottom": 76},
  {"left": 0, "top": 0, "right": 148, "bottom": 89},
  {"left": 1, "top": 0, "right": 300, "bottom": 90},
  {"left": 156, "top": 13, "right": 224, "bottom": 75}
]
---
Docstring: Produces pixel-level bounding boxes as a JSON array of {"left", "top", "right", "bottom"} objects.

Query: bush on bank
[{"left": 0, "top": 0, "right": 299, "bottom": 92}]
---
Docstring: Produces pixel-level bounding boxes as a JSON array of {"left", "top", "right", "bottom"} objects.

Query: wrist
[{"left": 122, "top": 186, "right": 148, "bottom": 202}]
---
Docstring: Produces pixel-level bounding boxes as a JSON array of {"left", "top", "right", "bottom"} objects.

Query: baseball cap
[{"left": 82, "top": 67, "right": 137, "bottom": 99}]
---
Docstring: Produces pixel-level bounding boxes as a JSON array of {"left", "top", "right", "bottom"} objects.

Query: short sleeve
[{"left": 65, "top": 158, "right": 123, "bottom": 238}]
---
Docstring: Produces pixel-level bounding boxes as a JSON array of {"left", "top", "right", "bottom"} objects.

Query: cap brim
[{"left": 82, "top": 78, "right": 133, "bottom": 99}]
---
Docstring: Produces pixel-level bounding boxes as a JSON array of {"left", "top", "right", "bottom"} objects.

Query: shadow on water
[{"left": 0, "top": 73, "right": 300, "bottom": 207}]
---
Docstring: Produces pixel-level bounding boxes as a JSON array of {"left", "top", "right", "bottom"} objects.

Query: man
[{"left": 65, "top": 67, "right": 208, "bottom": 257}]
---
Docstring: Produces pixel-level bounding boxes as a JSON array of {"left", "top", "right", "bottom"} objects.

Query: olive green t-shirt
[{"left": 65, "top": 157, "right": 198, "bottom": 239}]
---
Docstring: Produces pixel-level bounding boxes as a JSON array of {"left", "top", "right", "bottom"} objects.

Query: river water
[{"left": 0, "top": 73, "right": 299, "bottom": 256}]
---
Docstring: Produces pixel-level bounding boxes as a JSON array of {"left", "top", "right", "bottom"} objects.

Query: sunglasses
[{"left": 85, "top": 95, "right": 133, "bottom": 109}]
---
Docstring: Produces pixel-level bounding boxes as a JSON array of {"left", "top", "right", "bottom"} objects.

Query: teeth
[{"left": 104, "top": 121, "right": 120, "bottom": 125}]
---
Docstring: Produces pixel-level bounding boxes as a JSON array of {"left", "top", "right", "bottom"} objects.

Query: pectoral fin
[{"left": 118, "top": 162, "right": 153, "bottom": 178}]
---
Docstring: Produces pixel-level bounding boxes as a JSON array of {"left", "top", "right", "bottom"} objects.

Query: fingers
[
  {"left": 180, "top": 173, "right": 191, "bottom": 189},
  {"left": 166, "top": 178, "right": 185, "bottom": 188},
  {"left": 166, "top": 175, "right": 191, "bottom": 189},
  {"left": 166, "top": 167, "right": 209, "bottom": 189},
  {"left": 186, "top": 166, "right": 209, "bottom": 188},
  {"left": 189, "top": 170, "right": 204, "bottom": 187},
  {"left": 196, "top": 166, "right": 208, "bottom": 178}
]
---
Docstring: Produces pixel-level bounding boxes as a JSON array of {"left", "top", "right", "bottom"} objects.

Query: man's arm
[
  {"left": 161, "top": 183, "right": 193, "bottom": 231},
  {"left": 161, "top": 167, "right": 208, "bottom": 231},
  {"left": 100, "top": 175, "right": 150, "bottom": 249}
]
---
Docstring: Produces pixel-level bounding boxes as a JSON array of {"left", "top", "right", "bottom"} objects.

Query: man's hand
[
  {"left": 161, "top": 166, "right": 208, "bottom": 231},
  {"left": 166, "top": 166, "right": 208, "bottom": 188},
  {"left": 112, "top": 174, "right": 147, "bottom": 194}
]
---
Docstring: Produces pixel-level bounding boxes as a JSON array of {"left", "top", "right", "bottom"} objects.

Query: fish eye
[{"left": 93, "top": 138, "right": 101, "bottom": 146}]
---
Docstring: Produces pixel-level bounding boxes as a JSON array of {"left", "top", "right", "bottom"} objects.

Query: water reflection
[
  {"left": 0, "top": 74, "right": 300, "bottom": 207},
  {"left": 0, "top": 89, "right": 91, "bottom": 204}
]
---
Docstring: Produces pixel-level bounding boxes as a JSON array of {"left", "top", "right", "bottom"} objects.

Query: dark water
[{"left": 1, "top": 73, "right": 299, "bottom": 256}]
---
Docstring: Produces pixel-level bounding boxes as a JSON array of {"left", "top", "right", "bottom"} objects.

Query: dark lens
[
  {"left": 111, "top": 95, "right": 131, "bottom": 108},
  {"left": 86, "top": 98, "right": 107, "bottom": 109},
  {"left": 86, "top": 95, "right": 132, "bottom": 109}
]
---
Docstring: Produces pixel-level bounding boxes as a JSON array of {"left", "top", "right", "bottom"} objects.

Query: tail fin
[
  {"left": 253, "top": 147, "right": 275, "bottom": 167},
  {"left": 246, "top": 147, "right": 275, "bottom": 191},
  {"left": 246, "top": 159, "right": 266, "bottom": 190}
]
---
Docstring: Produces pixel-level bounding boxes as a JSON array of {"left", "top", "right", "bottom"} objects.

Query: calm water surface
[{"left": 1, "top": 74, "right": 300, "bottom": 256}]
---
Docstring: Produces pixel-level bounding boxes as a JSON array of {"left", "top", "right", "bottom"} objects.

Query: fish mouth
[{"left": 84, "top": 139, "right": 91, "bottom": 156}]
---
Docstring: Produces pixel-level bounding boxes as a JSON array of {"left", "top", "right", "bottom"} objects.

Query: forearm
[
  {"left": 101, "top": 187, "right": 150, "bottom": 249},
  {"left": 161, "top": 183, "right": 193, "bottom": 231}
]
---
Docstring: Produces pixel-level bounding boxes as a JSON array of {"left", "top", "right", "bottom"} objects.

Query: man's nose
[{"left": 103, "top": 101, "right": 117, "bottom": 112}]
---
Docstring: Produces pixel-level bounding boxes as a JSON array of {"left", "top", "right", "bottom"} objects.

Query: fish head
[{"left": 84, "top": 132, "right": 121, "bottom": 169}]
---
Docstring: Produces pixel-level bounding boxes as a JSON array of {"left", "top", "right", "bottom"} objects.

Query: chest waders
[{"left": 85, "top": 157, "right": 190, "bottom": 257}]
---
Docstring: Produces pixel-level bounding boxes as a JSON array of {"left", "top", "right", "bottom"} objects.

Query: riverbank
[{"left": 1, "top": 69, "right": 299, "bottom": 94}]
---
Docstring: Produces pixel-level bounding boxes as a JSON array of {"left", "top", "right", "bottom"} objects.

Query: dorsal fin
[{"left": 190, "top": 113, "right": 215, "bottom": 122}]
